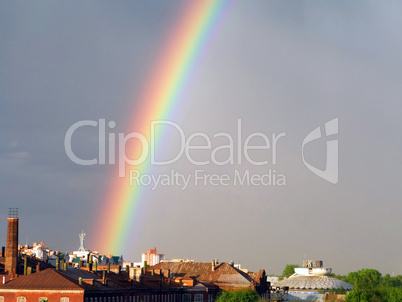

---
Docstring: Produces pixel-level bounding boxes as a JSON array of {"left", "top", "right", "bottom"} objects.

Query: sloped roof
[
  {"left": 0, "top": 267, "right": 136, "bottom": 291},
  {"left": 0, "top": 268, "right": 88, "bottom": 290},
  {"left": 247, "top": 269, "right": 265, "bottom": 284},
  {"left": 152, "top": 262, "right": 254, "bottom": 286},
  {"left": 273, "top": 275, "right": 353, "bottom": 290},
  {"left": 25, "top": 256, "right": 54, "bottom": 271}
]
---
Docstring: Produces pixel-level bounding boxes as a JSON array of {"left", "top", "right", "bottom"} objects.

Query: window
[
  {"left": 39, "top": 298, "right": 48, "bottom": 302},
  {"left": 17, "top": 298, "right": 26, "bottom": 302},
  {"left": 182, "top": 294, "right": 191, "bottom": 302},
  {"left": 194, "top": 295, "right": 203, "bottom": 302},
  {"left": 60, "top": 298, "right": 69, "bottom": 302}
]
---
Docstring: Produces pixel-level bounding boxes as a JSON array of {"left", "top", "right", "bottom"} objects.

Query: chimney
[
  {"left": 107, "top": 262, "right": 110, "bottom": 274},
  {"left": 36, "top": 264, "right": 40, "bottom": 272},
  {"left": 5, "top": 208, "right": 19, "bottom": 275},
  {"left": 143, "top": 260, "right": 147, "bottom": 274},
  {"left": 88, "top": 255, "right": 93, "bottom": 271},
  {"left": 212, "top": 260, "right": 215, "bottom": 271},
  {"left": 56, "top": 257, "right": 60, "bottom": 270},
  {"left": 102, "top": 270, "right": 106, "bottom": 284},
  {"left": 24, "top": 256, "right": 27, "bottom": 275},
  {"left": 79, "top": 277, "right": 82, "bottom": 285},
  {"left": 1, "top": 246, "right": 5, "bottom": 257}
]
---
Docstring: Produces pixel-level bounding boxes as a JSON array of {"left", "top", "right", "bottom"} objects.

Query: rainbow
[{"left": 93, "top": 0, "right": 230, "bottom": 254}]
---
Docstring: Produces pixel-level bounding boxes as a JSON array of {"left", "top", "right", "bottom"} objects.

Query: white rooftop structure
[
  {"left": 69, "top": 231, "right": 90, "bottom": 263},
  {"left": 274, "top": 275, "right": 353, "bottom": 290},
  {"left": 78, "top": 231, "right": 88, "bottom": 252},
  {"left": 273, "top": 260, "right": 352, "bottom": 290}
]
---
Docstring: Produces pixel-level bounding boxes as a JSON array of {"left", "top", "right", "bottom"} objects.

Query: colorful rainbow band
[{"left": 93, "top": 0, "right": 230, "bottom": 254}]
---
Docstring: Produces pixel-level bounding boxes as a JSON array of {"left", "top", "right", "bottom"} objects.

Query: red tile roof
[
  {"left": 0, "top": 268, "right": 87, "bottom": 290},
  {"left": 0, "top": 268, "right": 133, "bottom": 291},
  {"left": 151, "top": 262, "right": 254, "bottom": 287}
]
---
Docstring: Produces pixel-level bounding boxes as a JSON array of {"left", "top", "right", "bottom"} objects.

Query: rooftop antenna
[
  {"left": 78, "top": 231, "right": 87, "bottom": 252},
  {"left": 9, "top": 208, "right": 18, "bottom": 218}
]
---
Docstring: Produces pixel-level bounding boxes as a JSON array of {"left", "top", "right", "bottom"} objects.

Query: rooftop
[
  {"left": 152, "top": 261, "right": 257, "bottom": 287},
  {"left": 0, "top": 267, "right": 134, "bottom": 291},
  {"left": 273, "top": 275, "right": 353, "bottom": 290},
  {"left": 0, "top": 268, "right": 90, "bottom": 290}
]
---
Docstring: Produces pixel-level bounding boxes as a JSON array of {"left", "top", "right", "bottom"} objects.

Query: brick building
[
  {"left": 141, "top": 248, "right": 164, "bottom": 267},
  {"left": 0, "top": 265, "right": 218, "bottom": 302},
  {"left": 151, "top": 261, "right": 270, "bottom": 299}
]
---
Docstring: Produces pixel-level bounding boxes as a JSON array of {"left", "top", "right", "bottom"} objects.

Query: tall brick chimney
[{"left": 5, "top": 208, "right": 19, "bottom": 276}]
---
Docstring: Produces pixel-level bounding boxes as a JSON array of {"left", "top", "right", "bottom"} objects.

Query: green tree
[
  {"left": 345, "top": 288, "right": 402, "bottom": 302},
  {"left": 343, "top": 269, "right": 402, "bottom": 302},
  {"left": 387, "top": 287, "right": 402, "bottom": 302},
  {"left": 344, "top": 269, "right": 382, "bottom": 290},
  {"left": 215, "top": 289, "right": 259, "bottom": 302},
  {"left": 380, "top": 274, "right": 402, "bottom": 288},
  {"left": 278, "top": 264, "right": 299, "bottom": 280}
]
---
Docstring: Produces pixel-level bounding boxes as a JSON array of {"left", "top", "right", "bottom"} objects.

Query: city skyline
[{"left": 1, "top": 1, "right": 401, "bottom": 276}]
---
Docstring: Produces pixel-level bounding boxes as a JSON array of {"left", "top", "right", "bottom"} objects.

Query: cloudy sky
[{"left": 1, "top": 0, "right": 401, "bottom": 275}]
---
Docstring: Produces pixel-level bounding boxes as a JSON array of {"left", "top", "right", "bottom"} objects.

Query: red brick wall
[
  {"left": 0, "top": 291, "right": 84, "bottom": 302},
  {"left": 0, "top": 289, "right": 214, "bottom": 302},
  {"left": 5, "top": 218, "right": 18, "bottom": 275}
]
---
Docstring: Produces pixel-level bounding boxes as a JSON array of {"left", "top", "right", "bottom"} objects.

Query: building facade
[{"left": 141, "top": 248, "right": 165, "bottom": 267}]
